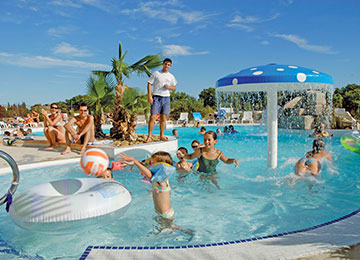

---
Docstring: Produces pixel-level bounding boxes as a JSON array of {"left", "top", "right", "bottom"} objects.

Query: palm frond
[
  {"left": 92, "top": 70, "right": 111, "bottom": 77},
  {"left": 118, "top": 41, "right": 123, "bottom": 60}
]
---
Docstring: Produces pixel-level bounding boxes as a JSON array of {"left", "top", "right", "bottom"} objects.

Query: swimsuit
[
  {"left": 160, "top": 208, "right": 174, "bottom": 219},
  {"left": 198, "top": 148, "right": 221, "bottom": 174},
  {"left": 152, "top": 180, "right": 171, "bottom": 193},
  {"left": 152, "top": 180, "right": 174, "bottom": 219},
  {"left": 300, "top": 157, "right": 319, "bottom": 166}
]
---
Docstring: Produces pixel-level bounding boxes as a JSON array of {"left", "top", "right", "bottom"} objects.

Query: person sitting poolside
[
  {"left": 61, "top": 104, "right": 95, "bottom": 155},
  {"left": 32, "top": 110, "right": 40, "bottom": 124},
  {"left": 11, "top": 127, "right": 29, "bottom": 137},
  {"left": 41, "top": 103, "right": 65, "bottom": 150},
  {"left": 25, "top": 128, "right": 32, "bottom": 136},
  {"left": 24, "top": 113, "right": 33, "bottom": 125}
]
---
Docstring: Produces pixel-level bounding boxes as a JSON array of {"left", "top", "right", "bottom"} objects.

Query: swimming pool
[{"left": 0, "top": 125, "right": 359, "bottom": 259}]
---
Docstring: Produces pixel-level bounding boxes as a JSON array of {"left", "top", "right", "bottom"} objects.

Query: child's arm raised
[
  {"left": 177, "top": 149, "right": 200, "bottom": 160},
  {"left": 117, "top": 153, "right": 152, "bottom": 179},
  {"left": 219, "top": 151, "right": 239, "bottom": 167}
]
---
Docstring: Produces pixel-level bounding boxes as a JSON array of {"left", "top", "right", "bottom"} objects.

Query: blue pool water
[{"left": 0, "top": 125, "right": 359, "bottom": 259}]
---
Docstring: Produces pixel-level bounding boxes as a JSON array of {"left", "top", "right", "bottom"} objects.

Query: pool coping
[{"left": 80, "top": 208, "right": 360, "bottom": 259}]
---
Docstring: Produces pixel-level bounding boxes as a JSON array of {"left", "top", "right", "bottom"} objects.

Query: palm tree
[
  {"left": 122, "top": 88, "right": 151, "bottom": 115},
  {"left": 86, "top": 74, "right": 115, "bottom": 138},
  {"left": 93, "top": 41, "right": 163, "bottom": 140}
]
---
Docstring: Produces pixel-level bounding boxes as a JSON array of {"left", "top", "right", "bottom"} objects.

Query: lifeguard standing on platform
[{"left": 145, "top": 58, "right": 177, "bottom": 143}]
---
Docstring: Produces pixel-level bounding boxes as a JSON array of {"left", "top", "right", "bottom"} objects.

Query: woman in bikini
[
  {"left": 41, "top": 103, "right": 65, "bottom": 149},
  {"left": 177, "top": 130, "right": 238, "bottom": 188}
]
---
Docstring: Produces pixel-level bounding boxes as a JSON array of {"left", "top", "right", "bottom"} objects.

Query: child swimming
[
  {"left": 177, "top": 130, "right": 238, "bottom": 187},
  {"left": 295, "top": 138, "right": 332, "bottom": 176},
  {"left": 118, "top": 151, "right": 176, "bottom": 219},
  {"left": 176, "top": 147, "right": 193, "bottom": 173}
]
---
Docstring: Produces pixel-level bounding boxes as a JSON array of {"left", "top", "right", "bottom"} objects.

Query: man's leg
[
  {"left": 61, "top": 129, "right": 72, "bottom": 154},
  {"left": 159, "top": 114, "right": 168, "bottom": 141},
  {"left": 80, "top": 131, "right": 91, "bottom": 155},
  {"left": 145, "top": 114, "right": 157, "bottom": 143}
]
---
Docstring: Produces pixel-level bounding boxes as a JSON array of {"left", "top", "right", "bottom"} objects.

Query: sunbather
[{"left": 61, "top": 104, "right": 95, "bottom": 155}]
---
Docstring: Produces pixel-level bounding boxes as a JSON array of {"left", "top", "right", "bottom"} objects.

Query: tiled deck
[{"left": 81, "top": 208, "right": 360, "bottom": 259}]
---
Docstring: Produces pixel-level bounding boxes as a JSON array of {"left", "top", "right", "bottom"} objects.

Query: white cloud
[
  {"left": 227, "top": 13, "right": 280, "bottom": 32},
  {"left": 0, "top": 52, "right": 111, "bottom": 70},
  {"left": 155, "top": 36, "right": 162, "bottom": 44},
  {"left": 274, "top": 34, "right": 336, "bottom": 54},
  {"left": 49, "top": 0, "right": 82, "bottom": 8},
  {"left": 173, "top": 10, "right": 209, "bottom": 24},
  {"left": 53, "top": 42, "right": 92, "bottom": 57},
  {"left": 48, "top": 25, "right": 77, "bottom": 37},
  {"left": 162, "top": 45, "right": 208, "bottom": 56},
  {"left": 49, "top": 0, "right": 115, "bottom": 12},
  {"left": 261, "top": 40, "right": 270, "bottom": 45},
  {"left": 226, "top": 23, "right": 254, "bottom": 32},
  {"left": 114, "top": 29, "right": 126, "bottom": 34},
  {"left": 120, "top": 1, "right": 210, "bottom": 24},
  {"left": 232, "top": 15, "right": 259, "bottom": 24},
  {"left": 280, "top": 0, "right": 294, "bottom": 6}
]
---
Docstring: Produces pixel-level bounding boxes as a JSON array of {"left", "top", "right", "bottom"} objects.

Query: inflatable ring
[
  {"left": 9, "top": 178, "right": 131, "bottom": 233},
  {"left": 340, "top": 134, "right": 360, "bottom": 154},
  {"left": 0, "top": 150, "right": 20, "bottom": 206}
]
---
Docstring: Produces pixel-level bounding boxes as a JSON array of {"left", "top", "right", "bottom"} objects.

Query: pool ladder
[{"left": 0, "top": 151, "right": 20, "bottom": 209}]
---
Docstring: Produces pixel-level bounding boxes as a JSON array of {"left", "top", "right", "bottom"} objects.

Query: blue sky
[{"left": 0, "top": 0, "right": 359, "bottom": 106}]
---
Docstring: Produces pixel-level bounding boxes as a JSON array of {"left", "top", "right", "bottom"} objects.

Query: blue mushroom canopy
[{"left": 216, "top": 63, "right": 333, "bottom": 88}]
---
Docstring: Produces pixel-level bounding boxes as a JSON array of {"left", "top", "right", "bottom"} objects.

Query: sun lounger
[
  {"left": 192, "top": 112, "right": 206, "bottom": 124},
  {"left": 177, "top": 113, "right": 188, "bottom": 125},
  {"left": 241, "top": 111, "right": 254, "bottom": 124},
  {"left": 136, "top": 115, "right": 147, "bottom": 125}
]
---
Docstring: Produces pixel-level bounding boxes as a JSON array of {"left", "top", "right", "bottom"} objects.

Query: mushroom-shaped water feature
[{"left": 216, "top": 63, "right": 333, "bottom": 168}]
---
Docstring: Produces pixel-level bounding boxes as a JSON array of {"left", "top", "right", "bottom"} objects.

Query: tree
[
  {"left": 334, "top": 84, "right": 360, "bottom": 119},
  {"left": 199, "top": 88, "right": 216, "bottom": 108},
  {"left": 170, "top": 92, "right": 204, "bottom": 120},
  {"left": 122, "top": 87, "right": 151, "bottom": 116},
  {"left": 65, "top": 95, "right": 89, "bottom": 114},
  {"left": 86, "top": 74, "right": 115, "bottom": 138},
  {"left": 93, "top": 41, "right": 163, "bottom": 140}
]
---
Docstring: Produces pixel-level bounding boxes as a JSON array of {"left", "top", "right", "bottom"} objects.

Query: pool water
[{"left": 0, "top": 125, "right": 359, "bottom": 259}]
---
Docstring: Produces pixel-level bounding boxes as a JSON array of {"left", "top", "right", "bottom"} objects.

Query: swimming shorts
[
  {"left": 150, "top": 95, "right": 170, "bottom": 115},
  {"left": 152, "top": 180, "right": 171, "bottom": 193},
  {"left": 300, "top": 157, "right": 318, "bottom": 166},
  {"left": 160, "top": 208, "right": 175, "bottom": 219}
]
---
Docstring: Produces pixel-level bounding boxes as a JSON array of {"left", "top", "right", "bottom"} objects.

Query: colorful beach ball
[{"left": 80, "top": 148, "right": 109, "bottom": 176}]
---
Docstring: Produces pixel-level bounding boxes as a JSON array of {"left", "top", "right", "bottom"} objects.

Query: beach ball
[{"left": 80, "top": 148, "right": 109, "bottom": 176}]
